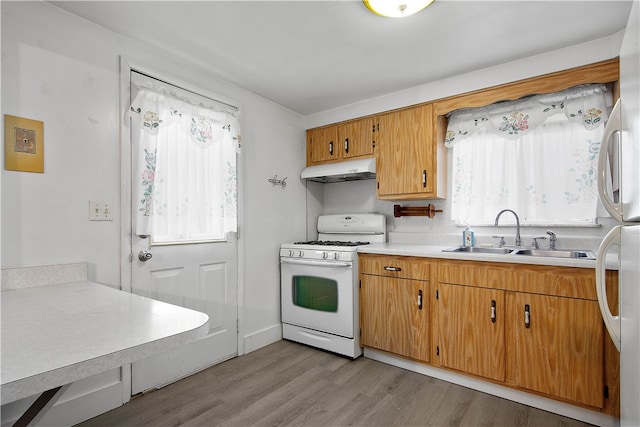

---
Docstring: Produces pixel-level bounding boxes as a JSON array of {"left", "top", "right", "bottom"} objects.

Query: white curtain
[
  {"left": 446, "top": 83, "right": 613, "bottom": 225},
  {"left": 129, "top": 86, "right": 240, "bottom": 242}
]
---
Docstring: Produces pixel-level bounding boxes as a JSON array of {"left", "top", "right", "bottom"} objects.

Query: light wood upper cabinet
[
  {"left": 306, "top": 117, "right": 373, "bottom": 165},
  {"left": 505, "top": 291, "right": 604, "bottom": 409},
  {"left": 435, "top": 283, "right": 505, "bottom": 382},
  {"left": 306, "top": 125, "right": 338, "bottom": 164},
  {"left": 338, "top": 118, "right": 374, "bottom": 160},
  {"left": 375, "top": 103, "right": 446, "bottom": 200},
  {"left": 359, "top": 255, "right": 430, "bottom": 362}
]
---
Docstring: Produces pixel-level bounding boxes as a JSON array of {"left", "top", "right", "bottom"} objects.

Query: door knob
[{"left": 138, "top": 250, "right": 152, "bottom": 262}]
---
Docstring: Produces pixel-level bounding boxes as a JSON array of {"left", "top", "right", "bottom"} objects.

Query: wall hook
[{"left": 268, "top": 174, "right": 287, "bottom": 188}]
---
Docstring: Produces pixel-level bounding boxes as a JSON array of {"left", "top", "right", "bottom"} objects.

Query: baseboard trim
[{"left": 243, "top": 324, "right": 282, "bottom": 354}]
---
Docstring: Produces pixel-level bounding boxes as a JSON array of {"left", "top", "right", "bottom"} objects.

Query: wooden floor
[{"left": 77, "top": 340, "right": 593, "bottom": 427}]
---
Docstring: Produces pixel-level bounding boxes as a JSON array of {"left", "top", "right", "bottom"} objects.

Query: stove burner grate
[{"left": 294, "top": 240, "right": 370, "bottom": 247}]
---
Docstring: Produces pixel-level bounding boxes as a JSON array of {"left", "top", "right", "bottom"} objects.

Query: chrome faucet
[
  {"left": 546, "top": 230, "right": 557, "bottom": 250},
  {"left": 494, "top": 209, "right": 521, "bottom": 247}
]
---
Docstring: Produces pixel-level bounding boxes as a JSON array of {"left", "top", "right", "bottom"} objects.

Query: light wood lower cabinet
[
  {"left": 359, "top": 255, "right": 620, "bottom": 416},
  {"left": 435, "top": 283, "right": 505, "bottom": 382},
  {"left": 505, "top": 291, "right": 604, "bottom": 408},
  {"left": 359, "top": 255, "right": 430, "bottom": 362}
]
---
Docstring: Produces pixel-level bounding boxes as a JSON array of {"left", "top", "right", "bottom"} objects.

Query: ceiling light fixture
[{"left": 363, "top": 0, "right": 435, "bottom": 18}]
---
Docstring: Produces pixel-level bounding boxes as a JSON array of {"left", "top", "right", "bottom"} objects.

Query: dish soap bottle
[{"left": 463, "top": 224, "right": 475, "bottom": 247}]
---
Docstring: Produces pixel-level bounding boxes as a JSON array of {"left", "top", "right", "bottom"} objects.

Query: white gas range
[{"left": 280, "top": 214, "right": 386, "bottom": 358}]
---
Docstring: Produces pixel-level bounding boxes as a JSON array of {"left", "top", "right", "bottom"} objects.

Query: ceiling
[{"left": 50, "top": 1, "right": 632, "bottom": 116}]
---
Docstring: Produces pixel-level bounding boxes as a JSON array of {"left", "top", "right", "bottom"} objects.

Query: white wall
[
  {"left": 1, "top": 2, "right": 306, "bottom": 424},
  {"left": 2, "top": 0, "right": 307, "bottom": 344},
  {"left": 307, "top": 32, "right": 626, "bottom": 250}
]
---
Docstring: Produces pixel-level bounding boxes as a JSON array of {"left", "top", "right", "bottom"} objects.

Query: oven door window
[{"left": 292, "top": 275, "right": 338, "bottom": 312}]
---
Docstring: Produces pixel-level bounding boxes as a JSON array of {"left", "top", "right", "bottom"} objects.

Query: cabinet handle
[
  {"left": 329, "top": 141, "right": 334, "bottom": 155},
  {"left": 491, "top": 300, "right": 496, "bottom": 323},
  {"left": 422, "top": 170, "right": 427, "bottom": 188},
  {"left": 418, "top": 290, "right": 423, "bottom": 310},
  {"left": 524, "top": 304, "right": 531, "bottom": 328},
  {"left": 383, "top": 266, "right": 402, "bottom": 272},
  {"left": 344, "top": 138, "right": 349, "bottom": 154}
]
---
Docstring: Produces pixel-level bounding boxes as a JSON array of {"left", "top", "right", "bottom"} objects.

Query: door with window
[{"left": 129, "top": 72, "right": 239, "bottom": 394}]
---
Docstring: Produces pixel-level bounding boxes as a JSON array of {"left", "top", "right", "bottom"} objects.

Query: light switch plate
[{"left": 89, "top": 200, "right": 113, "bottom": 221}]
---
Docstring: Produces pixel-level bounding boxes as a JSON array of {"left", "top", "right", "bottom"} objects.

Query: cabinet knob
[
  {"left": 383, "top": 266, "right": 402, "bottom": 272},
  {"left": 524, "top": 304, "right": 531, "bottom": 328},
  {"left": 344, "top": 138, "right": 349, "bottom": 154}
]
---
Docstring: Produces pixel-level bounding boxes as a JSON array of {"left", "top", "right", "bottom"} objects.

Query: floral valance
[
  {"left": 129, "top": 86, "right": 241, "bottom": 151},
  {"left": 444, "top": 83, "right": 613, "bottom": 147}
]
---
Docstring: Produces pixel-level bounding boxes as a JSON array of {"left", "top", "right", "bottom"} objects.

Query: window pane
[{"left": 451, "top": 116, "right": 603, "bottom": 225}]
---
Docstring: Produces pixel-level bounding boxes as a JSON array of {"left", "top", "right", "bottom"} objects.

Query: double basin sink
[{"left": 442, "top": 246, "right": 596, "bottom": 260}]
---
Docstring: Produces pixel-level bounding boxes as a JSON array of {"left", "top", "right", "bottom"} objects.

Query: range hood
[{"left": 301, "top": 158, "right": 376, "bottom": 183}]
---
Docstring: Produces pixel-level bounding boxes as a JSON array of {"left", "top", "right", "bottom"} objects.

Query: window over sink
[{"left": 445, "top": 83, "right": 614, "bottom": 226}]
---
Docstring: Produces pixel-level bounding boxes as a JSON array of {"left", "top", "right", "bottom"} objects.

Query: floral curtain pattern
[
  {"left": 445, "top": 84, "right": 612, "bottom": 146},
  {"left": 129, "top": 86, "right": 240, "bottom": 242},
  {"left": 446, "top": 84, "right": 613, "bottom": 225}
]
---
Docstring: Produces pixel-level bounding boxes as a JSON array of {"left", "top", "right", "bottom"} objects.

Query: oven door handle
[{"left": 281, "top": 258, "right": 352, "bottom": 268}]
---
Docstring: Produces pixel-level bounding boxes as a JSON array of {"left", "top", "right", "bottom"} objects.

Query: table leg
[{"left": 13, "top": 384, "right": 70, "bottom": 427}]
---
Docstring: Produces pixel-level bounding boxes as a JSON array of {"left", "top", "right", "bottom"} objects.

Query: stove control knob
[
  {"left": 322, "top": 252, "right": 329, "bottom": 259},
  {"left": 334, "top": 252, "right": 340, "bottom": 260},
  {"left": 288, "top": 250, "right": 295, "bottom": 257},
  {"left": 298, "top": 250, "right": 304, "bottom": 258}
]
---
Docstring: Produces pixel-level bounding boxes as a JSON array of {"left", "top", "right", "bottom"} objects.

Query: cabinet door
[
  {"left": 307, "top": 125, "right": 339, "bottom": 164},
  {"left": 360, "top": 274, "right": 429, "bottom": 362},
  {"left": 505, "top": 292, "right": 604, "bottom": 408},
  {"left": 338, "top": 118, "right": 374, "bottom": 159},
  {"left": 376, "top": 103, "right": 435, "bottom": 199},
  {"left": 436, "top": 283, "right": 505, "bottom": 381}
]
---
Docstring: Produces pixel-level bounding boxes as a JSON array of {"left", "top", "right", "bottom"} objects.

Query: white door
[{"left": 129, "top": 73, "right": 238, "bottom": 394}]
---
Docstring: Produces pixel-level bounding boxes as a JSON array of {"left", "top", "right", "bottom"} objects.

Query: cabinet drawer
[
  {"left": 437, "top": 259, "right": 513, "bottom": 290},
  {"left": 359, "top": 254, "right": 430, "bottom": 280},
  {"left": 436, "top": 259, "right": 600, "bottom": 300}
]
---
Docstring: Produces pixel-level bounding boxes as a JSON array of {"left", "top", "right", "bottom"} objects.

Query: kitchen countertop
[
  {"left": 358, "top": 243, "right": 619, "bottom": 270},
  {"left": 1, "top": 280, "right": 209, "bottom": 404}
]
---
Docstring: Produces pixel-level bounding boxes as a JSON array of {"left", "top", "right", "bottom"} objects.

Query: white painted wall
[
  {"left": 307, "top": 33, "right": 626, "bottom": 250},
  {"left": 1, "top": 2, "right": 306, "bottom": 424}
]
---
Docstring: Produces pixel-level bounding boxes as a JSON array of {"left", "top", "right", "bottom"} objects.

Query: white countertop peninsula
[{"left": 1, "top": 263, "right": 209, "bottom": 425}]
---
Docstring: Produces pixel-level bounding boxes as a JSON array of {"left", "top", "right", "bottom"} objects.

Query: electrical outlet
[{"left": 89, "top": 200, "right": 113, "bottom": 221}]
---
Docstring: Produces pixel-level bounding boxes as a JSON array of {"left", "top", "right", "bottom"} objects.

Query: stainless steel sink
[
  {"left": 512, "top": 248, "right": 596, "bottom": 259},
  {"left": 442, "top": 246, "right": 515, "bottom": 255},
  {"left": 441, "top": 246, "right": 596, "bottom": 259}
]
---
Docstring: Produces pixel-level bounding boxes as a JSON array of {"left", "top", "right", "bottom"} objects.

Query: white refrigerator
[{"left": 596, "top": 3, "right": 640, "bottom": 426}]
